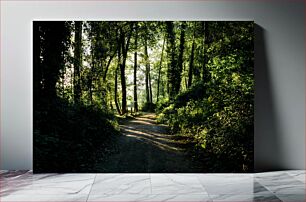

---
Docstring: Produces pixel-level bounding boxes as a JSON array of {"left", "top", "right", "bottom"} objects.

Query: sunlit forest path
[{"left": 95, "top": 112, "right": 206, "bottom": 172}]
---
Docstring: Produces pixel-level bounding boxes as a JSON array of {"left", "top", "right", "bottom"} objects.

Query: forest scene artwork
[{"left": 33, "top": 21, "right": 254, "bottom": 173}]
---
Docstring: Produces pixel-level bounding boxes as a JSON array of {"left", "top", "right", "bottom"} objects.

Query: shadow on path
[{"left": 95, "top": 113, "right": 206, "bottom": 173}]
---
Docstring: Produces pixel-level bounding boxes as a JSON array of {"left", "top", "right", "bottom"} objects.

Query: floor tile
[
  {"left": 210, "top": 194, "right": 254, "bottom": 201},
  {"left": 253, "top": 194, "right": 282, "bottom": 202},
  {"left": 90, "top": 174, "right": 151, "bottom": 195},
  {"left": 143, "top": 194, "right": 211, "bottom": 202},
  {"left": 254, "top": 181, "right": 269, "bottom": 193},
  {"left": 256, "top": 174, "right": 305, "bottom": 195},
  {"left": 1, "top": 172, "right": 49, "bottom": 196},
  {"left": 1, "top": 173, "right": 96, "bottom": 196},
  {"left": 0, "top": 194, "right": 88, "bottom": 202},
  {"left": 286, "top": 170, "right": 306, "bottom": 183},
  {"left": 197, "top": 174, "right": 254, "bottom": 195},
  {"left": 255, "top": 171, "right": 294, "bottom": 181},
  {"left": 88, "top": 194, "right": 211, "bottom": 202},
  {"left": 275, "top": 194, "right": 306, "bottom": 202},
  {"left": 150, "top": 174, "right": 207, "bottom": 195},
  {"left": 211, "top": 194, "right": 283, "bottom": 202}
]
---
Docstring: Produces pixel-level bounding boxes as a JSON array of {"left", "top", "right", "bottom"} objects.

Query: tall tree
[
  {"left": 202, "top": 21, "right": 210, "bottom": 82},
  {"left": 144, "top": 29, "right": 151, "bottom": 104},
  {"left": 102, "top": 23, "right": 118, "bottom": 83},
  {"left": 156, "top": 34, "right": 166, "bottom": 103},
  {"left": 188, "top": 26, "right": 196, "bottom": 88},
  {"left": 74, "top": 21, "right": 82, "bottom": 104},
  {"left": 165, "top": 21, "right": 177, "bottom": 100},
  {"left": 149, "top": 71, "right": 153, "bottom": 103},
  {"left": 103, "top": 52, "right": 116, "bottom": 82},
  {"left": 114, "top": 66, "right": 121, "bottom": 115},
  {"left": 119, "top": 23, "right": 132, "bottom": 115},
  {"left": 133, "top": 23, "right": 139, "bottom": 112},
  {"left": 115, "top": 27, "right": 122, "bottom": 115},
  {"left": 88, "top": 25, "right": 95, "bottom": 105},
  {"left": 87, "top": 22, "right": 118, "bottom": 107},
  {"left": 176, "top": 22, "right": 186, "bottom": 93}
]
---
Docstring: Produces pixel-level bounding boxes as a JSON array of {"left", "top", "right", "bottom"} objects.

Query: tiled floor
[{"left": 0, "top": 170, "right": 305, "bottom": 201}]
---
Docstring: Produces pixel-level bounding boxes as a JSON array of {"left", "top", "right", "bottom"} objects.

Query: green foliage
[
  {"left": 157, "top": 22, "right": 254, "bottom": 172},
  {"left": 174, "top": 81, "right": 207, "bottom": 108},
  {"left": 158, "top": 81, "right": 253, "bottom": 172},
  {"left": 34, "top": 97, "right": 120, "bottom": 172},
  {"left": 141, "top": 102, "right": 156, "bottom": 112},
  {"left": 156, "top": 97, "right": 170, "bottom": 112}
]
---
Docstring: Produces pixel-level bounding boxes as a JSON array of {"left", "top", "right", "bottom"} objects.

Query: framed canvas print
[{"left": 33, "top": 21, "right": 254, "bottom": 173}]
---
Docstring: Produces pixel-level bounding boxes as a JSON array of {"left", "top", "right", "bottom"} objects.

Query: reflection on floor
[{"left": 0, "top": 170, "right": 305, "bottom": 201}]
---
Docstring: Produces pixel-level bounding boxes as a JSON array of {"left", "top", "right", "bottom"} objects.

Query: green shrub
[
  {"left": 141, "top": 102, "right": 156, "bottom": 112},
  {"left": 157, "top": 54, "right": 254, "bottom": 172},
  {"left": 34, "top": 97, "right": 120, "bottom": 172}
]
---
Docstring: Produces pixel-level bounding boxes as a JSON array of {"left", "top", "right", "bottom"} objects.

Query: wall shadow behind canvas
[{"left": 254, "top": 24, "right": 284, "bottom": 172}]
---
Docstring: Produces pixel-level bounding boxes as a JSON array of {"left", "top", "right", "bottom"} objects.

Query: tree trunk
[
  {"left": 149, "top": 71, "right": 153, "bottom": 103},
  {"left": 89, "top": 42, "right": 94, "bottom": 105},
  {"left": 165, "top": 21, "right": 176, "bottom": 100},
  {"left": 133, "top": 23, "right": 138, "bottom": 112},
  {"left": 156, "top": 34, "right": 166, "bottom": 103},
  {"left": 202, "top": 21, "right": 209, "bottom": 81},
  {"left": 120, "top": 57, "right": 127, "bottom": 115},
  {"left": 74, "top": 21, "right": 82, "bottom": 104},
  {"left": 182, "top": 63, "right": 188, "bottom": 90},
  {"left": 114, "top": 67, "right": 121, "bottom": 115},
  {"left": 120, "top": 25, "right": 132, "bottom": 115},
  {"left": 115, "top": 28, "right": 122, "bottom": 115},
  {"left": 175, "top": 21, "right": 186, "bottom": 94},
  {"left": 119, "top": 28, "right": 126, "bottom": 115},
  {"left": 103, "top": 52, "right": 116, "bottom": 82},
  {"left": 188, "top": 29, "right": 196, "bottom": 88},
  {"left": 144, "top": 33, "right": 150, "bottom": 104}
]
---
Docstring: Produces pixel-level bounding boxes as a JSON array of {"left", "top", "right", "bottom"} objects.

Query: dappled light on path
[
  {"left": 129, "top": 114, "right": 159, "bottom": 125},
  {"left": 95, "top": 112, "right": 205, "bottom": 173},
  {"left": 120, "top": 113, "right": 188, "bottom": 152},
  {"left": 122, "top": 126, "right": 185, "bottom": 152}
]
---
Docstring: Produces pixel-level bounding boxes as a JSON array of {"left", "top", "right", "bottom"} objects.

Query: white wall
[{"left": 1, "top": 0, "right": 304, "bottom": 171}]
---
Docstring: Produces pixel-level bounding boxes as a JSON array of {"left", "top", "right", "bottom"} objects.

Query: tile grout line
[
  {"left": 195, "top": 175, "right": 212, "bottom": 201},
  {"left": 254, "top": 179, "right": 284, "bottom": 201},
  {"left": 86, "top": 173, "right": 97, "bottom": 202}
]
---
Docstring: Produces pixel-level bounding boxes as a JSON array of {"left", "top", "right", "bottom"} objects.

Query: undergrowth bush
[
  {"left": 141, "top": 102, "right": 156, "bottom": 112},
  {"left": 157, "top": 54, "right": 254, "bottom": 172},
  {"left": 34, "top": 97, "right": 120, "bottom": 172}
]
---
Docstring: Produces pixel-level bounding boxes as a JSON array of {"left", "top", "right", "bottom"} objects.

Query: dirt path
[{"left": 95, "top": 113, "right": 205, "bottom": 173}]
